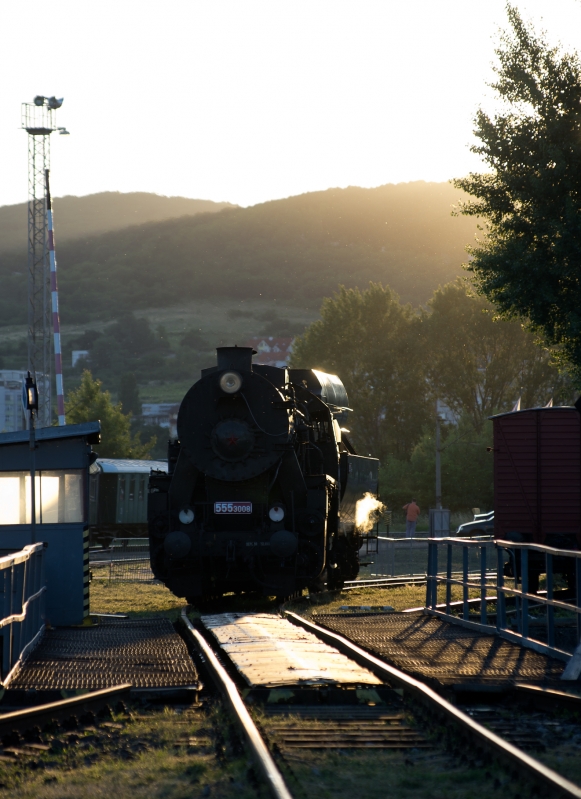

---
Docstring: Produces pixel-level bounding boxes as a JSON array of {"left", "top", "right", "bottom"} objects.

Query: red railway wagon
[{"left": 491, "top": 406, "right": 581, "bottom": 551}]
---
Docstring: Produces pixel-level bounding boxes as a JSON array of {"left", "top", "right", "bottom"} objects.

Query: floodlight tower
[{"left": 21, "top": 96, "right": 66, "bottom": 427}]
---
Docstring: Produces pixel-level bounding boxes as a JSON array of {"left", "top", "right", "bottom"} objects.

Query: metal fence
[
  {"left": 0, "top": 542, "right": 46, "bottom": 684},
  {"left": 360, "top": 535, "right": 494, "bottom": 582},
  {"left": 425, "top": 537, "right": 581, "bottom": 667},
  {"left": 105, "top": 538, "right": 156, "bottom": 583}
]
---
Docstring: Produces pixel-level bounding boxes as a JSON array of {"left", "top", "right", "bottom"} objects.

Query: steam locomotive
[{"left": 148, "top": 346, "right": 379, "bottom": 600}]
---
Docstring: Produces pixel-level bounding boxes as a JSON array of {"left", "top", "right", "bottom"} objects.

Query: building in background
[
  {"left": 72, "top": 350, "right": 90, "bottom": 367},
  {"left": 141, "top": 402, "right": 180, "bottom": 438},
  {"left": 245, "top": 337, "right": 294, "bottom": 367},
  {"left": 437, "top": 398, "right": 459, "bottom": 425},
  {"left": 0, "top": 370, "right": 49, "bottom": 432},
  {"left": 0, "top": 371, "right": 28, "bottom": 432}
]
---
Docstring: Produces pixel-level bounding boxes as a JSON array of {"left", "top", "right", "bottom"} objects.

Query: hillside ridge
[
  {"left": 0, "top": 191, "right": 235, "bottom": 254},
  {"left": 0, "top": 181, "right": 478, "bottom": 326}
]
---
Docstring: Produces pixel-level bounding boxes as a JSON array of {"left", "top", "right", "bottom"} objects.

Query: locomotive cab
[{"left": 148, "top": 346, "right": 379, "bottom": 601}]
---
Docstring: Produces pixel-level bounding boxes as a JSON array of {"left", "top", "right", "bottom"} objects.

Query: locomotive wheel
[
  {"left": 326, "top": 570, "right": 345, "bottom": 591},
  {"left": 308, "top": 575, "right": 326, "bottom": 594},
  {"left": 189, "top": 594, "right": 222, "bottom": 611},
  {"left": 275, "top": 589, "right": 302, "bottom": 603}
]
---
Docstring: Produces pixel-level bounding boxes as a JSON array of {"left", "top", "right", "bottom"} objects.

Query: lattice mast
[{"left": 21, "top": 97, "right": 64, "bottom": 427}]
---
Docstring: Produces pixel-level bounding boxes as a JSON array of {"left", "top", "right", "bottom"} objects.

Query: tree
[
  {"left": 66, "top": 370, "right": 155, "bottom": 459},
  {"left": 381, "top": 415, "right": 494, "bottom": 513},
  {"left": 454, "top": 5, "right": 581, "bottom": 379},
  {"left": 119, "top": 372, "right": 141, "bottom": 416},
  {"left": 424, "top": 281, "right": 570, "bottom": 429},
  {"left": 289, "top": 283, "right": 432, "bottom": 462}
]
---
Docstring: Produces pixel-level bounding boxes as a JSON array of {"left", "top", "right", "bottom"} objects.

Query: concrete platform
[
  {"left": 315, "top": 612, "right": 566, "bottom": 689},
  {"left": 10, "top": 617, "right": 199, "bottom": 691},
  {"left": 202, "top": 612, "right": 382, "bottom": 687}
]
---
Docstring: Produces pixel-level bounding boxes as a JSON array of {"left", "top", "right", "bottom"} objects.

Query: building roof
[
  {"left": 96, "top": 458, "right": 168, "bottom": 474},
  {"left": 246, "top": 337, "right": 294, "bottom": 353},
  {"left": 245, "top": 337, "right": 294, "bottom": 367},
  {"left": 0, "top": 421, "right": 101, "bottom": 446},
  {"left": 489, "top": 406, "right": 577, "bottom": 420}
]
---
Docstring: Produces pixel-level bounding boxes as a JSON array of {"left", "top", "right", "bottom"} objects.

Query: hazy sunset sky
[{"left": 1, "top": 0, "right": 580, "bottom": 208}]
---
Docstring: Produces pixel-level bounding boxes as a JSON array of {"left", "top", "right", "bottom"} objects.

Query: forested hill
[
  {"left": 0, "top": 182, "right": 478, "bottom": 325},
  {"left": 0, "top": 192, "right": 235, "bottom": 254}
]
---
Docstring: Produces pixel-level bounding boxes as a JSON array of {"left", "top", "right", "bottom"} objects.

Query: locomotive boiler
[{"left": 148, "top": 346, "right": 379, "bottom": 601}]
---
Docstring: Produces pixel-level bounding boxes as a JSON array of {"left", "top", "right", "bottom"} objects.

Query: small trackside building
[{"left": 0, "top": 421, "right": 100, "bottom": 626}]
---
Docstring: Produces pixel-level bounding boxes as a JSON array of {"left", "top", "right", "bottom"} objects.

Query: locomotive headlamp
[
  {"left": 179, "top": 508, "right": 195, "bottom": 524},
  {"left": 269, "top": 505, "right": 285, "bottom": 522},
  {"left": 219, "top": 371, "right": 242, "bottom": 394}
]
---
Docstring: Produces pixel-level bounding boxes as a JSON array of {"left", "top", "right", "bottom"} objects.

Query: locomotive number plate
[{"left": 214, "top": 502, "right": 252, "bottom": 514}]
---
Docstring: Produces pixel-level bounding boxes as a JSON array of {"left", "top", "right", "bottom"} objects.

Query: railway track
[
  {"left": 0, "top": 685, "right": 132, "bottom": 762},
  {"left": 343, "top": 572, "right": 498, "bottom": 590},
  {"left": 181, "top": 608, "right": 581, "bottom": 799},
  {"left": 0, "top": 610, "right": 580, "bottom": 797}
]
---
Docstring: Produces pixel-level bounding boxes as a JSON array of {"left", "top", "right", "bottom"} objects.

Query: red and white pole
[{"left": 46, "top": 170, "right": 65, "bottom": 425}]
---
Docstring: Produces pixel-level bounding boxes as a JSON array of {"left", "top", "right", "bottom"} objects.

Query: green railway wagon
[{"left": 89, "top": 458, "right": 167, "bottom": 546}]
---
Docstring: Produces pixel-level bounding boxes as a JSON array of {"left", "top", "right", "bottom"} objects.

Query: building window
[{"left": 0, "top": 470, "right": 84, "bottom": 525}]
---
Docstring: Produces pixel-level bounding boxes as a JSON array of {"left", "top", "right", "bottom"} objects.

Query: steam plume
[{"left": 355, "top": 493, "right": 385, "bottom": 533}]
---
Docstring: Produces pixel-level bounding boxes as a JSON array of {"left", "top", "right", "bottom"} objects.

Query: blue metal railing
[
  {"left": 0, "top": 543, "right": 46, "bottom": 684},
  {"left": 369, "top": 536, "right": 494, "bottom": 582},
  {"left": 426, "top": 537, "right": 581, "bottom": 664}
]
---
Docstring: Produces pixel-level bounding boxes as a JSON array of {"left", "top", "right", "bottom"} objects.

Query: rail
[
  {"left": 0, "top": 542, "right": 46, "bottom": 685},
  {"left": 285, "top": 611, "right": 581, "bottom": 799},
  {"left": 425, "top": 537, "right": 581, "bottom": 665},
  {"left": 0, "top": 684, "right": 131, "bottom": 737},
  {"left": 180, "top": 609, "right": 293, "bottom": 799}
]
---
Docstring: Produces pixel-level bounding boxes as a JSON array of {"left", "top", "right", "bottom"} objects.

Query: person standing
[{"left": 403, "top": 499, "right": 420, "bottom": 538}]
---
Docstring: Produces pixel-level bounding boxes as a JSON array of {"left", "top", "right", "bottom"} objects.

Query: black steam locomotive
[{"left": 148, "top": 346, "right": 379, "bottom": 600}]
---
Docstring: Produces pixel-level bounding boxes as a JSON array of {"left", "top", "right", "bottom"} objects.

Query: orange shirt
[{"left": 403, "top": 502, "right": 420, "bottom": 521}]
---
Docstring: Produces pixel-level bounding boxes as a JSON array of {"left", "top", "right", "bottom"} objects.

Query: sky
[{"left": 1, "top": 0, "right": 581, "bottom": 209}]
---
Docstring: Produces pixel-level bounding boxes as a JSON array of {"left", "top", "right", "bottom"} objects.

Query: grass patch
[
  {"left": 90, "top": 569, "right": 185, "bottom": 619},
  {"left": 89, "top": 570, "right": 486, "bottom": 622},
  {"left": 0, "top": 703, "right": 267, "bottom": 799},
  {"left": 284, "top": 581, "right": 486, "bottom": 617},
  {"left": 273, "top": 747, "right": 511, "bottom": 799}
]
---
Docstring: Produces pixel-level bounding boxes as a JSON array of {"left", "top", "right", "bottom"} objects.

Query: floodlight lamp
[
  {"left": 33, "top": 95, "right": 45, "bottom": 106},
  {"left": 22, "top": 372, "right": 38, "bottom": 412},
  {"left": 47, "top": 96, "right": 63, "bottom": 109},
  {"left": 58, "top": 128, "right": 70, "bottom": 135}
]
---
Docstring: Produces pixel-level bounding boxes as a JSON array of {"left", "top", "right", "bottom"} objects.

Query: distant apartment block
[
  {"left": 245, "top": 337, "right": 294, "bottom": 367},
  {"left": 0, "top": 371, "right": 27, "bottom": 432},
  {"left": 0, "top": 370, "right": 49, "bottom": 432}
]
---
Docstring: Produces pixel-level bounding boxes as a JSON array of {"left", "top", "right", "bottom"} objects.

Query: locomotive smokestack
[{"left": 216, "top": 346, "right": 255, "bottom": 372}]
